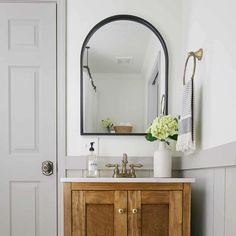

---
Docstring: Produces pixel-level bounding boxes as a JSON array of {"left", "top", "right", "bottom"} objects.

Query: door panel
[
  {"left": 9, "top": 66, "right": 39, "bottom": 153},
  {"left": 0, "top": 3, "right": 57, "bottom": 236},
  {"left": 10, "top": 182, "right": 40, "bottom": 236}
]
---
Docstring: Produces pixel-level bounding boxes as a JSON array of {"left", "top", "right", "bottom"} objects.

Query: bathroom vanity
[{"left": 62, "top": 178, "right": 194, "bottom": 236}]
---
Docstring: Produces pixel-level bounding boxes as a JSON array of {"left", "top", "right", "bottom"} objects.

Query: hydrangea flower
[
  {"left": 101, "top": 118, "right": 114, "bottom": 129},
  {"left": 146, "top": 115, "right": 178, "bottom": 144}
]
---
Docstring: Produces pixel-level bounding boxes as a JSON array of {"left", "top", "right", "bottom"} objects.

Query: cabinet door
[
  {"left": 71, "top": 190, "right": 127, "bottom": 236},
  {"left": 128, "top": 191, "right": 183, "bottom": 236}
]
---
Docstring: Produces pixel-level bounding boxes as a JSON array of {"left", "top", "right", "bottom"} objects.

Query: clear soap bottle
[{"left": 87, "top": 142, "right": 98, "bottom": 177}]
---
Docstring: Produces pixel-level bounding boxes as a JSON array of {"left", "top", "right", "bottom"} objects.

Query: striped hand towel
[{"left": 176, "top": 78, "right": 195, "bottom": 152}]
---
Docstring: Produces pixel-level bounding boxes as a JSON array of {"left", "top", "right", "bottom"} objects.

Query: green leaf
[
  {"left": 145, "top": 133, "right": 157, "bottom": 142},
  {"left": 169, "top": 134, "right": 178, "bottom": 141}
]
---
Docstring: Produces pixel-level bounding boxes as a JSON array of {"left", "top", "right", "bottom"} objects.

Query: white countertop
[{"left": 60, "top": 177, "right": 195, "bottom": 183}]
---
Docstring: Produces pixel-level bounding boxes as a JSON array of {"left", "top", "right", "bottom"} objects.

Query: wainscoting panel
[
  {"left": 182, "top": 169, "right": 214, "bottom": 236},
  {"left": 181, "top": 166, "right": 236, "bottom": 236},
  {"left": 225, "top": 167, "right": 236, "bottom": 236},
  {"left": 213, "top": 168, "right": 226, "bottom": 236}
]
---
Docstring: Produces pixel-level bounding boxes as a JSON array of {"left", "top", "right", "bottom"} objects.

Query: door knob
[{"left": 42, "top": 161, "right": 53, "bottom": 176}]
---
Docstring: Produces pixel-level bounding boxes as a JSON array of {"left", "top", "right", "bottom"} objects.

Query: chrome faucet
[{"left": 105, "top": 153, "right": 143, "bottom": 178}]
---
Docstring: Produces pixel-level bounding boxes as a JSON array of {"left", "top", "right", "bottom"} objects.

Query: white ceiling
[{"left": 84, "top": 20, "right": 162, "bottom": 74}]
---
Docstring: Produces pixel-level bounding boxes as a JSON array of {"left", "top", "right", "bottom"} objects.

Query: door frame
[{"left": 0, "top": 1, "right": 67, "bottom": 236}]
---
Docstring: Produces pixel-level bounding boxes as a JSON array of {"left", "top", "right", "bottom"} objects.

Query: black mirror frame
[{"left": 80, "top": 14, "right": 169, "bottom": 136}]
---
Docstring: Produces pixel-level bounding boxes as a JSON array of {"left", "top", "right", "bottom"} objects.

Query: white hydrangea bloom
[
  {"left": 101, "top": 118, "right": 113, "bottom": 129},
  {"left": 149, "top": 115, "right": 178, "bottom": 141}
]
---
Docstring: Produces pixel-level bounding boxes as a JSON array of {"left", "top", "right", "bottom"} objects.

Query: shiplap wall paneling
[
  {"left": 182, "top": 169, "right": 215, "bottom": 236},
  {"left": 225, "top": 167, "right": 236, "bottom": 236}
]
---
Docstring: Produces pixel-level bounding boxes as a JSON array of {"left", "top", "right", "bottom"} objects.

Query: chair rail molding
[{"left": 173, "top": 141, "right": 236, "bottom": 171}]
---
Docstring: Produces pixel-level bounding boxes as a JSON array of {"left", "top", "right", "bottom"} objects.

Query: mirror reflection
[{"left": 82, "top": 17, "right": 168, "bottom": 134}]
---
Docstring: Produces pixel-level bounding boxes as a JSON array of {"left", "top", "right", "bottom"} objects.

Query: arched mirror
[{"left": 81, "top": 15, "right": 169, "bottom": 135}]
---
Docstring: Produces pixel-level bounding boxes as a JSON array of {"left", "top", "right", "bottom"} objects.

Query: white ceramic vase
[{"left": 153, "top": 142, "right": 172, "bottom": 177}]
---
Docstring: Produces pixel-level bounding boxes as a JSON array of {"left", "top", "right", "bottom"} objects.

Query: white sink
[{"left": 60, "top": 177, "right": 195, "bottom": 183}]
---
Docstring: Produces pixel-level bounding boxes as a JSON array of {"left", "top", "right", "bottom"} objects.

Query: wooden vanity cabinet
[{"left": 64, "top": 183, "right": 191, "bottom": 236}]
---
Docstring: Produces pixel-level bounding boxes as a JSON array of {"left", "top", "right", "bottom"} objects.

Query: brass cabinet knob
[
  {"left": 132, "top": 208, "right": 138, "bottom": 214},
  {"left": 118, "top": 208, "right": 125, "bottom": 214}
]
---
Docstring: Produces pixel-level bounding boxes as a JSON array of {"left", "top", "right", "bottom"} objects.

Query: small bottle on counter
[{"left": 87, "top": 142, "right": 98, "bottom": 177}]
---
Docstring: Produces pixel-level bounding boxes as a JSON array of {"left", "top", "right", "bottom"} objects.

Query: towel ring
[{"left": 183, "top": 48, "right": 203, "bottom": 85}]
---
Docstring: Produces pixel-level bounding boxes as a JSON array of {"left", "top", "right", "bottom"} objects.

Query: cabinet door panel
[
  {"left": 86, "top": 204, "right": 114, "bottom": 236},
  {"left": 72, "top": 190, "right": 127, "bottom": 236},
  {"left": 72, "top": 191, "right": 85, "bottom": 236},
  {"left": 128, "top": 191, "right": 141, "bottom": 236},
  {"left": 114, "top": 191, "right": 128, "bottom": 236},
  {"left": 141, "top": 191, "right": 170, "bottom": 236},
  {"left": 142, "top": 191, "right": 170, "bottom": 204},
  {"left": 142, "top": 204, "right": 169, "bottom": 236},
  {"left": 128, "top": 190, "right": 183, "bottom": 236},
  {"left": 169, "top": 191, "right": 183, "bottom": 236}
]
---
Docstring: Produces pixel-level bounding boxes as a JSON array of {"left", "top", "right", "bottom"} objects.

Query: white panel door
[{"left": 0, "top": 3, "right": 57, "bottom": 236}]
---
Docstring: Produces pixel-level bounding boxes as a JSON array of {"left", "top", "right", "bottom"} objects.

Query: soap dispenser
[{"left": 87, "top": 142, "right": 98, "bottom": 177}]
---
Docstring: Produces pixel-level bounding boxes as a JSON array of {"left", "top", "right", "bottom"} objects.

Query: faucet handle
[
  {"left": 105, "top": 164, "right": 120, "bottom": 178},
  {"left": 129, "top": 164, "right": 143, "bottom": 178},
  {"left": 129, "top": 164, "right": 143, "bottom": 168},
  {"left": 105, "top": 163, "right": 119, "bottom": 168}
]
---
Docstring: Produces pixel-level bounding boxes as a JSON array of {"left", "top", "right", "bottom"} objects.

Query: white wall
[
  {"left": 181, "top": 0, "right": 236, "bottom": 150},
  {"left": 67, "top": 0, "right": 183, "bottom": 156}
]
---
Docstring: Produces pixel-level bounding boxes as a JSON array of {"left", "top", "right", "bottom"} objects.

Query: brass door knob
[
  {"left": 118, "top": 208, "right": 125, "bottom": 214},
  {"left": 132, "top": 208, "right": 138, "bottom": 214}
]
